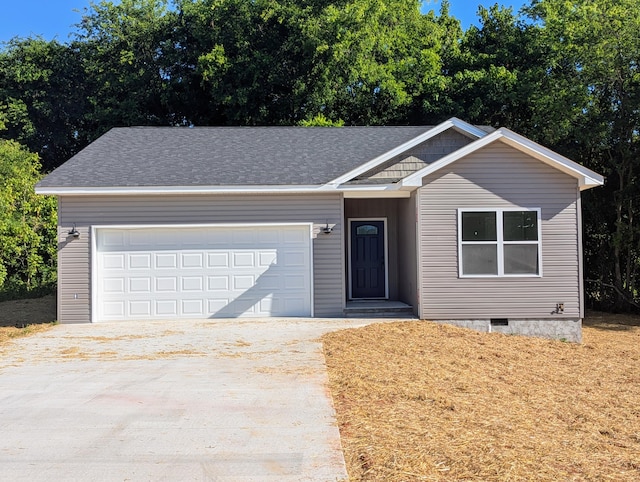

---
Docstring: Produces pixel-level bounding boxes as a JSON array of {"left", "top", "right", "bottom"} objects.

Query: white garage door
[{"left": 94, "top": 224, "right": 313, "bottom": 321}]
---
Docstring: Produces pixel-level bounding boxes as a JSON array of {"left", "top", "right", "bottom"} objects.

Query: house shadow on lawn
[
  {"left": 583, "top": 309, "right": 640, "bottom": 332},
  {"left": 0, "top": 294, "right": 57, "bottom": 328}
]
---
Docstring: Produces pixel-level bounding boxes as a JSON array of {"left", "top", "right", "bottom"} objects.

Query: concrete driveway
[{"left": 0, "top": 318, "right": 370, "bottom": 481}]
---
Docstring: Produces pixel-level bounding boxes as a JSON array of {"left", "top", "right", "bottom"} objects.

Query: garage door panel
[
  {"left": 129, "top": 254, "right": 151, "bottom": 269},
  {"left": 103, "top": 278, "right": 125, "bottom": 293},
  {"left": 156, "top": 277, "right": 177, "bottom": 292},
  {"left": 284, "top": 251, "right": 307, "bottom": 267},
  {"left": 233, "top": 252, "right": 255, "bottom": 267},
  {"left": 103, "top": 301, "right": 125, "bottom": 317},
  {"left": 129, "top": 230, "right": 156, "bottom": 247},
  {"left": 283, "top": 229, "right": 308, "bottom": 244},
  {"left": 208, "top": 253, "right": 229, "bottom": 268},
  {"left": 284, "top": 275, "right": 305, "bottom": 289},
  {"left": 232, "top": 229, "right": 256, "bottom": 245},
  {"left": 233, "top": 275, "right": 255, "bottom": 290},
  {"left": 283, "top": 297, "right": 306, "bottom": 313},
  {"left": 182, "top": 299, "right": 204, "bottom": 315},
  {"left": 259, "top": 274, "right": 280, "bottom": 290},
  {"left": 181, "top": 253, "right": 204, "bottom": 268},
  {"left": 101, "top": 232, "right": 126, "bottom": 249},
  {"left": 258, "top": 230, "right": 279, "bottom": 244},
  {"left": 205, "top": 230, "right": 232, "bottom": 246},
  {"left": 259, "top": 297, "right": 275, "bottom": 312},
  {"left": 259, "top": 251, "right": 277, "bottom": 267},
  {"left": 129, "top": 278, "right": 151, "bottom": 292},
  {"left": 129, "top": 300, "right": 151, "bottom": 316},
  {"left": 96, "top": 225, "right": 312, "bottom": 321},
  {"left": 207, "top": 276, "right": 228, "bottom": 290},
  {"left": 103, "top": 254, "right": 125, "bottom": 269},
  {"left": 156, "top": 253, "right": 177, "bottom": 269},
  {"left": 208, "top": 298, "right": 229, "bottom": 312},
  {"left": 181, "top": 276, "right": 203, "bottom": 291},
  {"left": 154, "top": 299, "right": 176, "bottom": 315}
]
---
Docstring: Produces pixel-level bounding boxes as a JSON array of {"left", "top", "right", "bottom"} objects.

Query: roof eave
[
  {"left": 34, "top": 184, "right": 326, "bottom": 196},
  {"left": 324, "top": 117, "right": 489, "bottom": 187},
  {"left": 398, "top": 128, "right": 605, "bottom": 189}
]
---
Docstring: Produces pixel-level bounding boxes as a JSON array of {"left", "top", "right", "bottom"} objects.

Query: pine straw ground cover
[{"left": 322, "top": 312, "right": 640, "bottom": 481}]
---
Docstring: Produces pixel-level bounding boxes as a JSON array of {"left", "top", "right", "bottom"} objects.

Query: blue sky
[{"left": 0, "top": 0, "right": 529, "bottom": 43}]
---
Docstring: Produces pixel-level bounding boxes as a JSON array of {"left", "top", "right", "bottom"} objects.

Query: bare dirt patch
[
  {"left": 0, "top": 294, "right": 56, "bottom": 327},
  {"left": 323, "top": 312, "right": 640, "bottom": 481},
  {"left": 0, "top": 295, "right": 56, "bottom": 344}
]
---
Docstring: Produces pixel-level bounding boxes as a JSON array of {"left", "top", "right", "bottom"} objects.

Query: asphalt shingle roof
[{"left": 38, "top": 126, "right": 435, "bottom": 188}]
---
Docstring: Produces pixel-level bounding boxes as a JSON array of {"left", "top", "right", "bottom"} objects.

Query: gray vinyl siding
[
  {"left": 398, "top": 192, "right": 418, "bottom": 312},
  {"left": 57, "top": 194, "right": 344, "bottom": 323},
  {"left": 418, "top": 142, "right": 582, "bottom": 320}
]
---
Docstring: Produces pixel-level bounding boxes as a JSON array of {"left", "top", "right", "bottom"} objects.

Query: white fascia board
[
  {"left": 400, "top": 128, "right": 605, "bottom": 190},
  {"left": 497, "top": 129, "right": 605, "bottom": 190},
  {"left": 333, "top": 182, "right": 411, "bottom": 198},
  {"left": 324, "top": 117, "right": 488, "bottom": 187},
  {"left": 400, "top": 130, "right": 505, "bottom": 187},
  {"left": 34, "top": 184, "right": 325, "bottom": 196},
  {"left": 448, "top": 117, "right": 491, "bottom": 138},
  {"left": 341, "top": 188, "right": 411, "bottom": 198}
]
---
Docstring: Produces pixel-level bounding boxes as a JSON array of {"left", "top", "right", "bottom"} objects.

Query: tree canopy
[{"left": 0, "top": 139, "right": 56, "bottom": 296}]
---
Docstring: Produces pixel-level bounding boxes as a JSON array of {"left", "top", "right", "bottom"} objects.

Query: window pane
[
  {"left": 356, "top": 225, "right": 378, "bottom": 236},
  {"left": 462, "top": 244, "right": 498, "bottom": 275},
  {"left": 462, "top": 212, "right": 497, "bottom": 241},
  {"left": 503, "top": 211, "right": 538, "bottom": 241},
  {"left": 504, "top": 244, "right": 539, "bottom": 274}
]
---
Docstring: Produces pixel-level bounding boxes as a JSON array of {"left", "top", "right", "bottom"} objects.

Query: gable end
[{"left": 346, "top": 129, "right": 475, "bottom": 185}]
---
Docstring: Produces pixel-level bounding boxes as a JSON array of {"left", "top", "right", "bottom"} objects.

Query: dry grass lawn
[{"left": 323, "top": 313, "right": 640, "bottom": 481}]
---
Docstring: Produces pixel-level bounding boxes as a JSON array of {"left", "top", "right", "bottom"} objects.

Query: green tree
[
  {"left": 0, "top": 140, "right": 57, "bottom": 296},
  {"left": 179, "top": 0, "right": 313, "bottom": 125},
  {"left": 527, "top": 0, "right": 640, "bottom": 310},
  {"left": 304, "top": 0, "right": 447, "bottom": 124},
  {"left": 439, "top": 5, "right": 545, "bottom": 133},
  {"left": 75, "top": 0, "right": 179, "bottom": 129},
  {"left": 0, "top": 37, "right": 89, "bottom": 170}
]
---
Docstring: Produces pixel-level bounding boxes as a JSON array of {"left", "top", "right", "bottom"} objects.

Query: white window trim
[{"left": 457, "top": 208, "right": 543, "bottom": 278}]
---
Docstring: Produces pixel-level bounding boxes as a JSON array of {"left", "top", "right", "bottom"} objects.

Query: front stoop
[{"left": 344, "top": 300, "right": 415, "bottom": 319}]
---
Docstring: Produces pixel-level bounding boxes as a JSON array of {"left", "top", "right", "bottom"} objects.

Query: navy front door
[{"left": 350, "top": 220, "right": 386, "bottom": 298}]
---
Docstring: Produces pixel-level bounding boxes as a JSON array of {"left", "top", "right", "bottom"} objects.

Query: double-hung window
[{"left": 458, "top": 208, "right": 541, "bottom": 277}]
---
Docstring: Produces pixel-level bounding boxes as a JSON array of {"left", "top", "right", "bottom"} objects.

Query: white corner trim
[
  {"left": 400, "top": 128, "right": 604, "bottom": 189},
  {"left": 324, "top": 117, "right": 488, "bottom": 187},
  {"left": 90, "top": 225, "right": 98, "bottom": 324}
]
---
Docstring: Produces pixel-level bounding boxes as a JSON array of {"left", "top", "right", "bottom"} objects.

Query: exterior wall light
[
  {"left": 322, "top": 221, "right": 333, "bottom": 234},
  {"left": 68, "top": 224, "right": 80, "bottom": 238}
]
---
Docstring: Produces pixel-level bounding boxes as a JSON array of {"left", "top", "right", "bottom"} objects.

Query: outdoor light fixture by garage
[
  {"left": 322, "top": 220, "right": 333, "bottom": 234},
  {"left": 68, "top": 224, "right": 80, "bottom": 238}
]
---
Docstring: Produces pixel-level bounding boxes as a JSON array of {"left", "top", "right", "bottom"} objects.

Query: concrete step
[{"left": 343, "top": 301, "right": 415, "bottom": 319}]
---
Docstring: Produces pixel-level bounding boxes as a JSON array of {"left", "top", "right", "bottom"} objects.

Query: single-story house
[{"left": 36, "top": 118, "right": 603, "bottom": 342}]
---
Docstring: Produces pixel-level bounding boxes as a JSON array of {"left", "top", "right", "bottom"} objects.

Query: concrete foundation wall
[{"left": 432, "top": 319, "right": 582, "bottom": 343}]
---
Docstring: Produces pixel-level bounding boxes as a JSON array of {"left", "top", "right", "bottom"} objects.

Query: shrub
[{"left": 0, "top": 139, "right": 57, "bottom": 298}]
